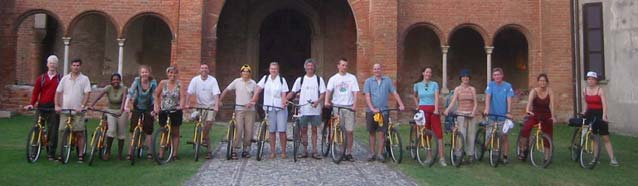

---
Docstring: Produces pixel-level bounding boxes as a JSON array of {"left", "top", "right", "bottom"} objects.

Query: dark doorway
[{"left": 258, "top": 9, "right": 311, "bottom": 87}]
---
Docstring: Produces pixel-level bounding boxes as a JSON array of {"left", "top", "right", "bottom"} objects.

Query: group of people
[{"left": 24, "top": 54, "right": 618, "bottom": 167}]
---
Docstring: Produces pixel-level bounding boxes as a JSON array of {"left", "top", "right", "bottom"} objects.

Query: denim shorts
[
  {"left": 268, "top": 109, "right": 288, "bottom": 132},
  {"left": 299, "top": 115, "right": 322, "bottom": 128}
]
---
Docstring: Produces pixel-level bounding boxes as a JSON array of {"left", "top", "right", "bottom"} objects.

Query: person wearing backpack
[
  {"left": 249, "top": 62, "right": 289, "bottom": 159},
  {"left": 124, "top": 65, "right": 157, "bottom": 160},
  {"left": 286, "top": 59, "right": 326, "bottom": 159},
  {"left": 24, "top": 55, "right": 62, "bottom": 161}
]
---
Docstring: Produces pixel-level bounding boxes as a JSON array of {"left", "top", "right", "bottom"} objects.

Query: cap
[
  {"left": 586, "top": 71, "right": 598, "bottom": 79},
  {"left": 459, "top": 69, "right": 471, "bottom": 77}
]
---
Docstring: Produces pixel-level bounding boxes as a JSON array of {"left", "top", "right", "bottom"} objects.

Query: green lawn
[
  {"left": 0, "top": 115, "right": 225, "bottom": 186},
  {"left": 354, "top": 122, "right": 638, "bottom": 186}
]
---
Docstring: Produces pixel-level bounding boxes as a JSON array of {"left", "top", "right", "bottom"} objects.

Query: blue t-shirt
[
  {"left": 485, "top": 81, "right": 514, "bottom": 121},
  {"left": 363, "top": 76, "right": 396, "bottom": 112},
  {"left": 413, "top": 81, "right": 439, "bottom": 106}
]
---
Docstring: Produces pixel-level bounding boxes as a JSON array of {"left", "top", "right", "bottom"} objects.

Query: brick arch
[
  {"left": 13, "top": 9, "right": 65, "bottom": 33},
  {"left": 66, "top": 10, "right": 119, "bottom": 37},
  {"left": 448, "top": 23, "right": 490, "bottom": 46},
  {"left": 400, "top": 22, "right": 445, "bottom": 46},
  {"left": 493, "top": 24, "right": 533, "bottom": 49},
  {"left": 121, "top": 12, "right": 175, "bottom": 39}
]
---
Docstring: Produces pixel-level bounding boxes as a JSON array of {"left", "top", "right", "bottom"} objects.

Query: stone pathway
[{"left": 185, "top": 124, "right": 418, "bottom": 186}]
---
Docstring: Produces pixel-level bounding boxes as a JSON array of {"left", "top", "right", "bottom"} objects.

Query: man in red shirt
[{"left": 24, "top": 55, "right": 62, "bottom": 160}]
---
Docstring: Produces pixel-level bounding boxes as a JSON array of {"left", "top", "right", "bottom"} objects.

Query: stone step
[{"left": 0, "top": 110, "right": 14, "bottom": 118}]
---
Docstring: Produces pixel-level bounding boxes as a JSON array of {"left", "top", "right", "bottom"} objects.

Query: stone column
[
  {"left": 117, "top": 38, "right": 126, "bottom": 75},
  {"left": 441, "top": 45, "right": 450, "bottom": 93},
  {"left": 62, "top": 37, "right": 71, "bottom": 75},
  {"left": 485, "top": 46, "right": 494, "bottom": 83}
]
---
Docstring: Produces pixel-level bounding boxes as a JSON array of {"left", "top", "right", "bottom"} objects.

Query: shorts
[
  {"left": 197, "top": 104, "right": 216, "bottom": 122},
  {"left": 106, "top": 108, "right": 128, "bottom": 139},
  {"left": 586, "top": 109, "right": 609, "bottom": 135},
  {"left": 486, "top": 120, "right": 505, "bottom": 141},
  {"left": 159, "top": 110, "right": 183, "bottom": 127},
  {"left": 130, "top": 110, "right": 154, "bottom": 135},
  {"left": 59, "top": 113, "right": 86, "bottom": 132},
  {"left": 419, "top": 105, "right": 442, "bottom": 139},
  {"left": 268, "top": 109, "right": 288, "bottom": 133},
  {"left": 299, "top": 115, "right": 322, "bottom": 128},
  {"left": 332, "top": 106, "right": 355, "bottom": 132},
  {"left": 520, "top": 113, "right": 553, "bottom": 138},
  {"left": 366, "top": 111, "right": 388, "bottom": 133}
]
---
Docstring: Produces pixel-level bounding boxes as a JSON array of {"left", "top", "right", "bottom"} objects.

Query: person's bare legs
[
  {"left": 602, "top": 135, "right": 617, "bottom": 165},
  {"left": 376, "top": 132, "right": 385, "bottom": 160},
  {"left": 368, "top": 131, "right": 376, "bottom": 158},
  {"left": 173, "top": 127, "right": 180, "bottom": 159},
  {"left": 301, "top": 126, "right": 309, "bottom": 155},
  {"left": 347, "top": 131, "right": 354, "bottom": 154},
  {"left": 279, "top": 132, "right": 287, "bottom": 158},
  {"left": 204, "top": 121, "right": 213, "bottom": 153},
  {"left": 311, "top": 126, "right": 318, "bottom": 154},
  {"left": 269, "top": 132, "right": 276, "bottom": 158}
]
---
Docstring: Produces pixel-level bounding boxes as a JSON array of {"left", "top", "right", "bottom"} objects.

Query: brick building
[{"left": 0, "top": 0, "right": 574, "bottom": 122}]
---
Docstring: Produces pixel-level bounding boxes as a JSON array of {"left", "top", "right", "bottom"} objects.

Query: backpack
[
  {"left": 40, "top": 73, "right": 62, "bottom": 88},
  {"left": 262, "top": 74, "right": 284, "bottom": 85},
  {"left": 296, "top": 75, "right": 321, "bottom": 96}
]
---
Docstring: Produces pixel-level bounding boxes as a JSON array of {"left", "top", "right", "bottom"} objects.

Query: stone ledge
[{"left": 0, "top": 111, "right": 14, "bottom": 118}]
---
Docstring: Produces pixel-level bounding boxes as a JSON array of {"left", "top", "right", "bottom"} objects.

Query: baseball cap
[{"left": 586, "top": 71, "right": 598, "bottom": 79}]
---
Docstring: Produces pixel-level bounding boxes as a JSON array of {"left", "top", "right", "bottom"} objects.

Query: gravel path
[{"left": 185, "top": 124, "right": 418, "bottom": 186}]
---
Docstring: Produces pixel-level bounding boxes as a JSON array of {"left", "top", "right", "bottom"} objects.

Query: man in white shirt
[
  {"left": 249, "top": 62, "right": 289, "bottom": 159},
  {"left": 286, "top": 59, "right": 326, "bottom": 159},
  {"left": 185, "top": 64, "right": 221, "bottom": 159},
  {"left": 325, "top": 58, "right": 359, "bottom": 161},
  {"left": 54, "top": 59, "right": 91, "bottom": 163}
]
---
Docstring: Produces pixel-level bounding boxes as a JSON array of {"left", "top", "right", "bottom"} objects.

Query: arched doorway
[
  {"left": 15, "top": 13, "right": 63, "bottom": 85},
  {"left": 448, "top": 27, "right": 487, "bottom": 89},
  {"left": 493, "top": 28, "right": 529, "bottom": 89},
  {"left": 400, "top": 25, "right": 442, "bottom": 105},
  {"left": 258, "top": 9, "right": 311, "bottom": 86},
  {"left": 123, "top": 15, "right": 173, "bottom": 84},
  {"left": 68, "top": 12, "right": 118, "bottom": 86}
]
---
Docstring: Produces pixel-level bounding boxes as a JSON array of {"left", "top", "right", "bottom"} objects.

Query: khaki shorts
[
  {"left": 59, "top": 113, "right": 86, "bottom": 132},
  {"left": 202, "top": 110, "right": 216, "bottom": 122},
  {"left": 333, "top": 107, "right": 355, "bottom": 132}
]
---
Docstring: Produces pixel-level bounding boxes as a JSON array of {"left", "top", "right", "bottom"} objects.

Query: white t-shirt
[
  {"left": 291, "top": 75, "right": 326, "bottom": 116},
  {"left": 257, "top": 75, "right": 289, "bottom": 111},
  {"left": 187, "top": 75, "right": 221, "bottom": 107},
  {"left": 326, "top": 73, "right": 359, "bottom": 106},
  {"left": 56, "top": 73, "right": 91, "bottom": 110}
]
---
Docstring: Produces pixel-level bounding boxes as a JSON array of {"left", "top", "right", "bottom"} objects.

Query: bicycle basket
[{"left": 568, "top": 117, "right": 584, "bottom": 127}]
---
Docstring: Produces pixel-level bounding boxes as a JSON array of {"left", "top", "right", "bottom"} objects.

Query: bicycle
[
  {"left": 568, "top": 114, "right": 602, "bottom": 169},
  {"left": 378, "top": 109, "right": 403, "bottom": 164},
  {"left": 216, "top": 104, "right": 245, "bottom": 160},
  {"left": 446, "top": 112, "right": 473, "bottom": 167},
  {"left": 152, "top": 109, "right": 179, "bottom": 165},
  {"left": 287, "top": 100, "right": 311, "bottom": 162},
  {"left": 516, "top": 114, "right": 553, "bottom": 168},
  {"left": 255, "top": 104, "right": 284, "bottom": 161},
  {"left": 86, "top": 108, "right": 120, "bottom": 166},
  {"left": 129, "top": 110, "right": 150, "bottom": 165},
  {"left": 25, "top": 108, "right": 55, "bottom": 163},
  {"left": 58, "top": 109, "right": 88, "bottom": 164},
  {"left": 320, "top": 105, "right": 354, "bottom": 164},
  {"left": 477, "top": 113, "right": 512, "bottom": 168},
  {"left": 189, "top": 107, "right": 217, "bottom": 161},
  {"left": 408, "top": 110, "right": 439, "bottom": 167}
]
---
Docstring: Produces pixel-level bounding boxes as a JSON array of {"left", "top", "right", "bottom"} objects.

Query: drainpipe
[{"left": 571, "top": 0, "right": 582, "bottom": 116}]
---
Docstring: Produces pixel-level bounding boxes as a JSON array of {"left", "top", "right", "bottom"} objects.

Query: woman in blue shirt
[{"left": 412, "top": 67, "right": 446, "bottom": 166}]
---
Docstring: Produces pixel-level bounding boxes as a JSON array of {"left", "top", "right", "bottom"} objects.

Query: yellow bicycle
[
  {"left": 446, "top": 112, "right": 472, "bottom": 167},
  {"left": 189, "top": 107, "right": 216, "bottom": 161},
  {"left": 26, "top": 108, "right": 55, "bottom": 163},
  {"left": 152, "top": 109, "right": 178, "bottom": 165},
  {"left": 408, "top": 110, "right": 438, "bottom": 167},
  {"left": 87, "top": 108, "right": 120, "bottom": 166},
  {"left": 129, "top": 110, "right": 150, "bottom": 165},
  {"left": 59, "top": 109, "right": 87, "bottom": 164},
  {"left": 379, "top": 109, "right": 403, "bottom": 164},
  {"left": 569, "top": 114, "right": 601, "bottom": 169},
  {"left": 255, "top": 104, "right": 284, "bottom": 161}
]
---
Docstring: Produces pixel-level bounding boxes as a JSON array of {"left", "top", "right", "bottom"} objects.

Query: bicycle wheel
[
  {"left": 474, "top": 127, "right": 486, "bottom": 161},
  {"left": 129, "top": 129, "right": 141, "bottom": 165},
  {"left": 61, "top": 129, "right": 72, "bottom": 164},
  {"left": 488, "top": 132, "right": 501, "bottom": 168},
  {"left": 386, "top": 128, "right": 403, "bottom": 164},
  {"left": 26, "top": 126, "right": 42, "bottom": 163},
  {"left": 226, "top": 123, "right": 236, "bottom": 160},
  {"left": 330, "top": 125, "right": 347, "bottom": 164},
  {"left": 569, "top": 128, "right": 582, "bottom": 162},
  {"left": 416, "top": 130, "right": 438, "bottom": 167},
  {"left": 529, "top": 133, "right": 553, "bottom": 168},
  {"left": 320, "top": 122, "right": 331, "bottom": 157},
  {"left": 194, "top": 125, "right": 202, "bottom": 161},
  {"left": 256, "top": 123, "right": 267, "bottom": 161},
  {"left": 88, "top": 129, "right": 102, "bottom": 166},
  {"left": 152, "top": 127, "right": 174, "bottom": 165},
  {"left": 450, "top": 132, "right": 465, "bottom": 167},
  {"left": 293, "top": 121, "right": 301, "bottom": 162},
  {"left": 579, "top": 133, "right": 601, "bottom": 169},
  {"left": 408, "top": 126, "right": 417, "bottom": 160}
]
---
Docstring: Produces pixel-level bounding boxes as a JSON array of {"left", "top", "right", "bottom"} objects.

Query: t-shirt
[
  {"left": 413, "top": 81, "right": 439, "bottom": 106},
  {"left": 363, "top": 76, "right": 396, "bottom": 112},
  {"left": 291, "top": 75, "right": 326, "bottom": 116},
  {"left": 326, "top": 73, "right": 360, "bottom": 106},
  {"left": 56, "top": 73, "right": 91, "bottom": 110},
  {"left": 187, "top": 75, "right": 221, "bottom": 107},
  {"left": 485, "top": 81, "right": 515, "bottom": 121},
  {"left": 257, "top": 75, "right": 289, "bottom": 111},
  {"left": 127, "top": 77, "right": 157, "bottom": 111},
  {"left": 104, "top": 85, "right": 127, "bottom": 110},
  {"left": 225, "top": 78, "right": 257, "bottom": 111}
]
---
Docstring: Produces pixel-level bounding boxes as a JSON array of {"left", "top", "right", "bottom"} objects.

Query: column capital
[
  {"left": 117, "top": 38, "right": 126, "bottom": 46},
  {"left": 441, "top": 45, "right": 450, "bottom": 53},
  {"left": 485, "top": 46, "right": 494, "bottom": 54},
  {"left": 62, "top": 37, "right": 71, "bottom": 45}
]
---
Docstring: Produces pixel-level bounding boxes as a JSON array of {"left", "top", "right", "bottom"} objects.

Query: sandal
[
  {"left": 172, "top": 156, "right": 180, "bottom": 160},
  {"left": 78, "top": 155, "right": 84, "bottom": 163},
  {"left": 297, "top": 152, "right": 308, "bottom": 159},
  {"left": 231, "top": 152, "right": 239, "bottom": 160},
  {"left": 126, "top": 155, "right": 132, "bottom": 160},
  {"left": 242, "top": 151, "right": 251, "bottom": 158},
  {"left": 269, "top": 153, "right": 276, "bottom": 159},
  {"left": 311, "top": 153, "right": 322, "bottom": 160},
  {"left": 147, "top": 153, "right": 153, "bottom": 160}
]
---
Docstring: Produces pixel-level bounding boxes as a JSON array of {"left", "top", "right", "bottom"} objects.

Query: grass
[
  {"left": 0, "top": 115, "right": 225, "bottom": 186},
  {"left": 354, "top": 121, "right": 638, "bottom": 186}
]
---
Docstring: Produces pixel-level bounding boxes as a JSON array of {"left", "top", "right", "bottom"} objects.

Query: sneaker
[
  {"left": 377, "top": 154, "right": 385, "bottom": 162},
  {"left": 367, "top": 154, "right": 376, "bottom": 162},
  {"left": 439, "top": 159, "right": 448, "bottom": 167},
  {"left": 610, "top": 159, "right": 619, "bottom": 167},
  {"left": 346, "top": 154, "right": 355, "bottom": 162}
]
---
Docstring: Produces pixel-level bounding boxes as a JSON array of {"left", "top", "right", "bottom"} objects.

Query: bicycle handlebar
[
  {"left": 332, "top": 105, "right": 355, "bottom": 112},
  {"left": 58, "top": 109, "right": 87, "bottom": 114},
  {"left": 191, "top": 107, "right": 218, "bottom": 111},
  {"left": 482, "top": 113, "right": 512, "bottom": 120},
  {"left": 255, "top": 104, "right": 285, "bottom": 111},
  {"left": 446, "top": 112, "right": 473, "bottom": 118},
  {"left": 287, "top": 100, "right": 312, "bottom": 107},
  {"left": 377, "top": 108, "right": 402, "bottom": 113},
  {"left": 159, "top": 109, "right": 181, "bottom": 114},
  {"left": 27, "top": 108, "right": 56, "bottom": 112},
  {"left": 87, "top": 108, "right": 121, "bottom": 117}
]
